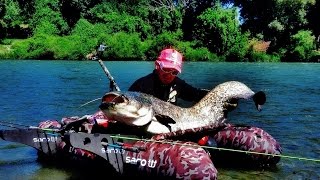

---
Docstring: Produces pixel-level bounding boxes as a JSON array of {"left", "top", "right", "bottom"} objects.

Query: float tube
[{"left": 0, "top": 111, "right": 281, "bottom": 178}]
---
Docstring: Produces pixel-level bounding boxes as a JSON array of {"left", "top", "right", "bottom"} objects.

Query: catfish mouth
[
  {"left": 99, "top": 92, "right": 128, "bottom": 110},
  {"left": 99, "top": 92, "right": 154, "bottom": 126}
]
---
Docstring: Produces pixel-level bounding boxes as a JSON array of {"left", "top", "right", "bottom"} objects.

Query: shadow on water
[
  {"left": 35, "top": 155, "right": 173, "bottom": 180},
  {"left": 210, "top": 152, "right": 281, "bottom": 170},
  {"left": 35, "top": 154, "right": 121, "bottom": 180}
]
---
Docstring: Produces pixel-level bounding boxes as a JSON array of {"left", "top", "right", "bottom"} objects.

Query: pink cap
[{"left": 156, "top": 48, "right": 183, "bottom": 73}]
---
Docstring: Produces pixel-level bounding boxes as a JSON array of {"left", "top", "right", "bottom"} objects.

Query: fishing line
[
  {"left": 79, "top": 97, "right": 102, "bottom": 108},
  {"left": 37, "top": 127, "right": 320, "bottom": 163},
  {"left": 79, "top": 90, "right": 123, "bottom": 109},
  {"left": 79, "top": 93, "right": 119, "bottom": 108},
  {"left": 2, "top": 124, "right": 318, "bottom": 163},
  {"left": 110, "top": 134, "right": 320, "bottom": 163}
]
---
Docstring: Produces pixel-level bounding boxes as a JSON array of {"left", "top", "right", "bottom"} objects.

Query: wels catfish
[{"left": 99, "top": 81, "right": 266, "bottom": 135}]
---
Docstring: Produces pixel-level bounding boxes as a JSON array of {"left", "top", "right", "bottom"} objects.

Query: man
[{"left": 129, "top": 48, "right": 209, "bottom": 105}]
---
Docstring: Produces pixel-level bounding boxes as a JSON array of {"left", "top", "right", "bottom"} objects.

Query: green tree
[
  {"left": 285, "top": 30, "right": 316, "bottom": 62},
  {"left": 0, "top": 0, "right": 35, "bottom": 39},
  {"left": 147, "top": 0, "right": 219, "bottom": 41},
  {"left": 89, "top": 2, "right": 152, "bottom": 39},
  {"left": 145, "top": 30, "right": 183, "bottom": 60},
  {"left": 181, "top": 0, "right": 216, "bottom": 41},
  {"left": 148, "top": 7, "right": 183, "bottom": 35},
  {"left": 269, "top": 0, "right": 315, "bottom": 51},
  {"left": 60, "top": 0, "right": 102, "bottom": 28},
  {"left": 16, "top": 0, "right": 35, "bottom": 22},
  {"left": 0, "top": 0, "right": 6, "bottom": 40},
  {"left": 194, "top": 3, "right": 248, "bottom": 60},
  {"left": 3, "top": 0, "right": 21, "bottom": 26},
  {"left": 232, "top": 0, "right": 315, "bottom": 53},
  {"left": 31, "top": 0, "right": 68, "bottom": 35},
  {"left": 70, "top": 18, "right": 101, "bottom": 54},
  {"left": 1, "top": 0, "right": 23, "bottom": 38},
  {"left": 307, "top": 0, "right": 320, "bottom": 48},
  {"left": 104, "top": 32, "right": 147, "bottom": 60}
]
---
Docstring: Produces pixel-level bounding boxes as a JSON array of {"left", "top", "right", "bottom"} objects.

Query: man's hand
[{"left": 223, "top": 98, "right": 239, "bottom": 112}]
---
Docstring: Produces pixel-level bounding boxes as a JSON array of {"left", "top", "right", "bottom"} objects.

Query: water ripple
[{"left": 0, "top": 61, "right": 319, "bottom": 179}]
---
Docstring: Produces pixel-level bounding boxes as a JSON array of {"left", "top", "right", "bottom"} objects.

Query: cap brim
[{"left": 161, "top": 62, "right": 181, "bottom": 73}]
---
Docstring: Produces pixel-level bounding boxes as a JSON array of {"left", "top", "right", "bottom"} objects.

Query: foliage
[
  {"left": 89, "top": 2, "right": 152, "bottom": 39},
  {"left": 186, "top": 47, "right": 220, "bottom": 62},
  {"left": 34, "top": 20, "right": 59, "bottom": 35},
  {"left": 11, "top": 33, "right": 96, "bottom": 60},
  {"left": 307, "top": 0, "right": 320, "bottom": 48},
  {"left": 147, "top": 6, "right": 183, "bottom": 36},
  {"left": 145, "top": 30, "right": 183, "bottom": 60},
  {"left": 1, "top": 0, "right": 319, "bottom": 62},
  {"left": 285, "top": 30, "right": 316, "bottom": 62},
  {"left": 60, "top": 0, "right": 102, "bottom": 28},
  {"left": 31, "top": 0, "right": 69, "bottom": 35},
  {"left": 175, "top": 41, "right": 220, "bottom": 62},
  {"left": 103, "top": 32, "right": 147, "bottom": 60},
  {"left": 3, "top": 0, "right": 21, "bottom": 26},
  {"left": 11, "top": 35, "right": 50, "bottom": 59},
  {"left": 246, "top": 50, "right": 281, "bottom": 62},
  {"left": 0, "top": 0, "right": 23, "bottom": 39},
  {"left": 0, "top": 19, "right": 6, "bottom": 40},
  {"left": 233, "top": 0, "right": 316, "bottom": 53},
  {"left": 194, "top": 3, "right": 248, "bottom": 61}
]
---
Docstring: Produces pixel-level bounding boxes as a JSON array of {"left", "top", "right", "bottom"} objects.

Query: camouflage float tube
[{"left": 37, "top": 110, "right": 281, "bottom": 178}]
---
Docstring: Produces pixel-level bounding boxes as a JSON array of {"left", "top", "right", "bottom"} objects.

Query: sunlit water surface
[{"left": 0, "top": 60, "right": 319, "bottom": 179}]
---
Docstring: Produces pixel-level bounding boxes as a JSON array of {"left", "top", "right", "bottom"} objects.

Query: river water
[{"left": 0, "top": 60, "right": 319, "bottom": 179}]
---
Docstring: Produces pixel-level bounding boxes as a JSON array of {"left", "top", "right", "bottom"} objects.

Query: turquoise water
[{"left": 0, "top": 60, "right": 319, "bottom": 179}]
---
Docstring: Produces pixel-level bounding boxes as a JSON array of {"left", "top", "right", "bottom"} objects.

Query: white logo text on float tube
[
  {"left": 125, "top": 156, "right": 157, "bottom": 168},
  {"left": 100, "top": 145, "right": 157, "bottom": 168},
  {"left": 101, "top": 147, "right": 125, "bottom": 154},
  {"left": 33, "top": 136, "right": 58, "bottom": 143}
]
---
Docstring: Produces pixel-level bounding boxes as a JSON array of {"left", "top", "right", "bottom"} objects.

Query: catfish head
[{"left": 99, "top": 91, "right": 154, "bottom": 126}]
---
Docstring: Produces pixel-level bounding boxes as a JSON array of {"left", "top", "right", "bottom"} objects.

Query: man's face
[{"left": 156, "top": 66, "right": 179, "bottom": 84}]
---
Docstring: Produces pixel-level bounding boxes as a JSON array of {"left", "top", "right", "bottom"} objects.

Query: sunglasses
[{"left": 160, "top": 66, "right": 179, "bottom": 76}]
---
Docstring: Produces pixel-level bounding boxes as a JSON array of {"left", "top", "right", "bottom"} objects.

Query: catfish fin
[
  {"left": 155, "top": 114, "right": 176, "bottom": 124},
  {"left": 154, "top": 114, "right": 176, "bottom": 132}
]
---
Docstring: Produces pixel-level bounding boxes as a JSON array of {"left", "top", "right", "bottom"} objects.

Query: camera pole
[{"left": 95, "top": 44, "right": 121, "bottom": 92}]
